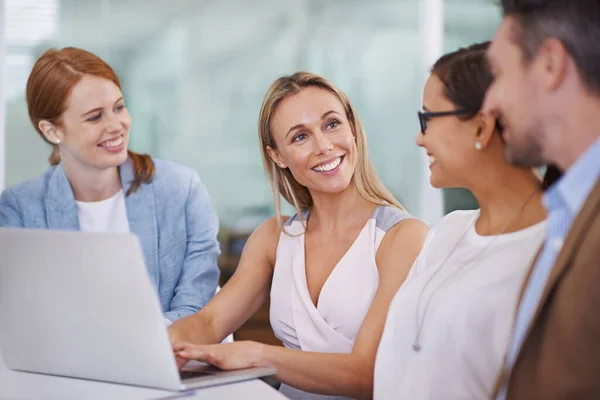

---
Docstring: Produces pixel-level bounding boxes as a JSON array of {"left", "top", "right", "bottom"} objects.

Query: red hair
[{"left": 26, "top": 47, "right": 154, "bottom": 195}]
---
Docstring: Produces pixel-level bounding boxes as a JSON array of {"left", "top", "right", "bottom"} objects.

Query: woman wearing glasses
[{"left": 373, "top": 42, "right": 558, "bottom": 399}]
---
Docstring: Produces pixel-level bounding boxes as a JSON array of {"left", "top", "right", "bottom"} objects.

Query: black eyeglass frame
[{"left": 418, "top": 109, "right": 475, "bottom": 133}]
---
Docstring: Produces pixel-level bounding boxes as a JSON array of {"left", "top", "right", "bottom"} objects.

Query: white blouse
[
  {"left": 271, "top": 206, "right": 414, "bottom": 400},
  {"left": 374, "top": 210, "right": 546, "bottom": 400}
]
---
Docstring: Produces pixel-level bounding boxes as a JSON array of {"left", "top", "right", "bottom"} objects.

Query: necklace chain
[{"left": 412, "top": 190, "right": 539, "bottom": 352}]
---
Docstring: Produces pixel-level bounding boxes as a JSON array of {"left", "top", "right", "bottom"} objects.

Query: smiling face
[
  {"left": 267, "top": 86, "right": 357, "bottom": 196},
  {"left": 39, "top": 74, "right": 131, "bottom": 171},
  {"left": 416, "top": 74, "right": 485, "bottom": 188},
  {"left": 483, "top": 17, "right": 546, "bottom": 167}
]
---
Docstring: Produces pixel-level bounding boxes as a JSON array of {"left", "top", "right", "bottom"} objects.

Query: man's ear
[{"left": 536, "top": 37, "right": 569, "bottom": 92}]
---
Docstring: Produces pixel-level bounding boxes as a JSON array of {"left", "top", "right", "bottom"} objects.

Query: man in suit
[{"left": 482, "top": 0, "right": 600, "bottom": 399}]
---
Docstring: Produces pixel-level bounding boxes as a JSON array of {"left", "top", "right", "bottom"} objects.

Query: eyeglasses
[{"left": 418, "top": 109, "right": 474, "bottom": 133}]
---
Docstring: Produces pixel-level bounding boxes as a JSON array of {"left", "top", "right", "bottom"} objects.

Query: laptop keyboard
[{"left": 179, "top": 365, "right": 221, "bottom": 380}]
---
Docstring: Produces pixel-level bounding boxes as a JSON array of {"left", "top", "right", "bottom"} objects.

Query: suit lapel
[
  {"left": 493, "top": 180, "right": 600, "bottom": 398},
  {"left": 523, "top": 180, "right": 600, "bottom": 337},
  {"left": 45, "top": 164, "right": 80, "bottom": 230},
  {"left": 120, "top": 160, "right": 159, "bottom": 289},
  {"left": 502, "top": 178, "right": 600, "bottom": 392}
]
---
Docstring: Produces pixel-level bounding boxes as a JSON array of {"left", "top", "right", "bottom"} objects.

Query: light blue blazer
[{"left": 0, "top": 157, "right": 220, "bottom": 322}]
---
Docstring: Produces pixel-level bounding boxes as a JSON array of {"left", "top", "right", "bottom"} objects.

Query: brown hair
[
  {"left": 26, "top": 47, "right": 154, "bottom": 195},
  {"left": 432, "top": 41, "right": 493, "bottom": 121},
  {"left": 432, "top": 41, "right": 561, "bottom": 188},
  {"left": 500, "top": 0, "right": 600, "bottom": 95},
  {"left": 258, "top": 72, "right": 403, "bottom": 230}
]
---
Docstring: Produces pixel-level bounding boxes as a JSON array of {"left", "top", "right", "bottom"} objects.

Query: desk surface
[{"left": 0, "top": 356, "right": 286, "bottom": 400}]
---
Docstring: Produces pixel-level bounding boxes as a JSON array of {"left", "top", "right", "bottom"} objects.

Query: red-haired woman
[{"left": 0, "top": 47, "right": 220, "bottom": 325}]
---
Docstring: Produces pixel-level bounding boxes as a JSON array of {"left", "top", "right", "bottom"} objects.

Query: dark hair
[
  {"left": 26, "top": 47, "right": 154, "bottom": 195},
  {"left": 500, "top": 0, "right": 600, "bottom": 94},
  {"left": 432, "top": 41, "right": 562, "bottom": 188},
  {"left": 431, "top": 41, "right": 493, "bottom": 122},
  {"left": 542, "top": 164, "right": 562, "bottom": 190}
]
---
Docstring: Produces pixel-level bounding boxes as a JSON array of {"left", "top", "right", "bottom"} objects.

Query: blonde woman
[{"left": 168, "top": 72, "right": 428, "bottom": 399}]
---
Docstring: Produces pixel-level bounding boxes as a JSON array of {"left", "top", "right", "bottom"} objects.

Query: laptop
[{"left": 0, "top": 228, "right": 276, "bottom": 391}]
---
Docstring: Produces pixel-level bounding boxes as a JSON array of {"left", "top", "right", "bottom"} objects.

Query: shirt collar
[{"left": 553, "top": 137, "right": 600, "bottom": 215}]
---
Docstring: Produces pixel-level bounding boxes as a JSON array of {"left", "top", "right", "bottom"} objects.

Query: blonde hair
[{"left": 258, "top": 72, "right": 404, "bottom": 230}]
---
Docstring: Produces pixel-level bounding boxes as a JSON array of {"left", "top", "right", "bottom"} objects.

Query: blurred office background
[
  {"left": 1, "top": 0, "right": 499, "bottom": 341},
  {"left": 2, "top": 0, "right": 499, "bottom": 220}
]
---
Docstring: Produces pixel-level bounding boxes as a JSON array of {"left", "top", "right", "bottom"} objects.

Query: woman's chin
[
  {"left": 429, "top": 174, "right": 446, "bottom": 189},
  {"left": 93, "top": 150, "right": 129, "bottom": 169},
  {"left": 310, "top": 181, "right": 352, "bottom": 197}
]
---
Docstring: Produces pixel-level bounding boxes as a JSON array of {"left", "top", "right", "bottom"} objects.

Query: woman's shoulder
[
  {"left": 1, "top": 166, "right": 58, "bottom": 203},
  {"left": 419, "top": 209, "right": 479, "bottom": 245},
  {"left": 151, "top": 158, "right": 199, "bottom": 184},
  {"left": 148, "top": 158, "right": 211, "bottom": 199},
  {"left": 145, "top": 158, "right": 220, "bottom": 221},
  {"left": 434, "top": 209, "right": 479, "bottom": 231},
  {"left": 251, "top": 214, "right": 306, "bottom": 249},
  {"left": 372, "top": 205, "right": 418, "bottom": 233},
  {"left": 374, "top": 206, "right": 429, "bottom": 253},
  {"left": 245, "top": 215, "right": 291, "bottom": 265},
  {"left": 400, "top": 209, "right": 479, "bottom": 247}
]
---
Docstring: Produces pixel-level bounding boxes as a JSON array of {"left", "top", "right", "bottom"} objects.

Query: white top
[
  {"left": 76, "top": 189, "right": 130, "bottom": 233},
  {"left": 270, "top": 206, "right": 414, "bottom": 400},
  {"left": 374, "top": 210, "right": 547, "bottom": 400}
]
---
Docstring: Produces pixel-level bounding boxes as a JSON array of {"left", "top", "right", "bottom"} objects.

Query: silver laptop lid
[{"left": 0, "top": 228, "right": 182, "bottom": 391}]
